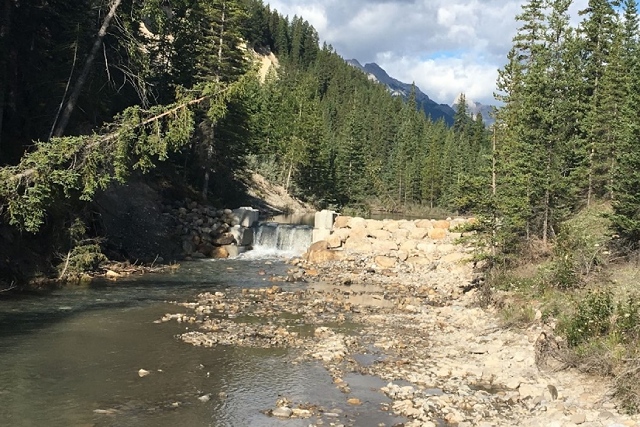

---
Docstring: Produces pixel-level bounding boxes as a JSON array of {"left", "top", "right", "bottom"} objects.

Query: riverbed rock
[
  {"left": 211, "top": 246, "right": 229, "bottom": 259},
  {"left": 272, "top": 406, "right": 293, "bottom": 418},
  {"left": 375, "top": 256, "right": 397, "bottom": 269}
]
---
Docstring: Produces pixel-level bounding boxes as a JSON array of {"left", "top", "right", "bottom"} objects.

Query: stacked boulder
[
  {"left": 172, "top": 201, "right": 259, "bottom": 259},
  {"left": 307, "top": 215, "right": 476, "bottom": 269}
]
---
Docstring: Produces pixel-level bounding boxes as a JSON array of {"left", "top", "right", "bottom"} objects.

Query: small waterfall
[{"left": 250, "top": 223, "right": 313, "bottom": 257}]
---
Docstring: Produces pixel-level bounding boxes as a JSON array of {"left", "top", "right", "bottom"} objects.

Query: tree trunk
[
  {"left": 542, "top": 148, "right": 551, "bottom": 245},
  {"left": 0, "top": 0, "right": 12, "bottom": 157},
  {"left": 216, "top": 2, "right": 226, "bottom": 83},
  {"left": 52, "top": 0, "right": 122, "bottom": 137}
]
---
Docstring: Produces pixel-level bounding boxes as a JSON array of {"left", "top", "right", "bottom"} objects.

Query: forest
[
  {"left": 1, "top": 0, "right": 640, "bottom": 279},
  {"left": 0, "top": 0, "right": 490, "bottom": 279}
]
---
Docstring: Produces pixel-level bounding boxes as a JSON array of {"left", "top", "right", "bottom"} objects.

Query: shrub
[{"left": 562, "top": 290, "right": 614, "bottom": 347}]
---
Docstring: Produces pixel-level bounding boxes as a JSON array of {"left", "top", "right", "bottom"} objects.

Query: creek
[{"left": 0, "top": 224, "right": 404, "bottom": 427}]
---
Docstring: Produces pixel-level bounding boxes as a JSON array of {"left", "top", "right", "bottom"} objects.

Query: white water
[{"left": 248, "top": 223, "right": 313, "bottom": 258}]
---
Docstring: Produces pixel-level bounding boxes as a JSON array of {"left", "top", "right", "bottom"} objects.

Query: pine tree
[
  {"left": 578, "top": 0, "right": 619, "bottom": 205},
  {"left": 611, "top": 0, "right": 640, "bottom": 246}
]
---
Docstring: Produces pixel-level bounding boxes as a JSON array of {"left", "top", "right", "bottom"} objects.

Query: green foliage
[
  {"left": 550, "top": 204, "right": 611, "bottom": 287},
  {"left": 60, "top": 243, "right": 108, "bottom": 276},
  {"left": 562, "top": 290, "right": 614, "bottom": 347},
  {"left": 0, "top": 95, "right": 198, "bottom": 232},
  {"left": 560, "top": 289, "right": 640, "bottom": 348}
]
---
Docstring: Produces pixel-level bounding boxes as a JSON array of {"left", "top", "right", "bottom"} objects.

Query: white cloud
[{"left": 264, "top": 0, "right": 593, "bottom": 105}]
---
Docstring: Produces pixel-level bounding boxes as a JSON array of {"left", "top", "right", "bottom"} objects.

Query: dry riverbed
[{"left": 159, "top": 235, "right": 639, "bottom": 427}]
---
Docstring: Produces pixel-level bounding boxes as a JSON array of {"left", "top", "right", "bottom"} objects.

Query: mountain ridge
[
  {"left": 347, "top": 59, "right": 496, "bottom": 127},
  {"left": 346, "top": 59, "right": 456, "bottom": 125}
]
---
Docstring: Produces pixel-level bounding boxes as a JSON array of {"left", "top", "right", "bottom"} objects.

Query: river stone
[
  {"left": 197, "top": 243, "right": 215, "bottom": 256},
  {"left": 292, "top": 408, "right": 312, "bottom": 418},
  {"left": 272, "top": 407, "right": 293, "bottom": 418},
  {"left": 332, "top": 227, "right": 351, "bottom": 242},
  {"left": 399, "top": 220, "right": 416, "bottom": 230},
  {"left": 211, "top": 246, "right": 229, "bottom": 259},
  {"left": 407, "top": 256, "right": 434, "bottom": 266},
  {"left": 344, "top": 238, "right": 373, "bottom": 253},
  {"left": 441, "top": 252, "right": 466, "bottom": 265},
  {"left": 308, "top": 240, "right": 329, "bottom": 252},
  {"left": 519, "top": 383, "right": 542, "bottom": 399},
  {"left": 213, "top": 233, "right": 235, "bottom": 246},
  {"left": 349, "top": 226, "right": 368, "bottom": 240},
  {"left": 182, "top": 239, "right": 195, "bottom": 254},
  {"left": 393, "top": 229, "right": 410, "bottom": 240},
  {"left": 570, "top": 413, "right": 587, "bottom": 424},
  {"left": 375, "top": 256, "right": 397, "bottom": 269},
  {"left": 417, "top": 242, "right": 437, "bottom": 253},
  {"left": 306, "top": 248, "right": 342, "bottom": 264},
  {"left": 383, "top": 221, "right": 400, "bottom": 232}
]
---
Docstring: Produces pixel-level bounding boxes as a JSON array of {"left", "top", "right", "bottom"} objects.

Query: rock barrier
[
  {"left": 306, "top": 215, "right": 476, "bottom": 270},
  {"left": 170, "top": 200, "right": 259, "bottom": 259}
]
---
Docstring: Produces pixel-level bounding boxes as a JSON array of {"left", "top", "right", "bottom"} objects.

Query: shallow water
[{"left": 0, "top": 258, "right": 404, "bottom": 427}]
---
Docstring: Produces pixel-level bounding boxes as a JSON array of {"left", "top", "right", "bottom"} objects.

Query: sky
[{"left": 265, "top": 0, "right": 591, "bottom": 106}]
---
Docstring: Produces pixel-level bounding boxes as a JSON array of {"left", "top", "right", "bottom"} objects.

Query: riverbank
[{"left": 162, "top": 216, "right": 639, "bottom": 427}]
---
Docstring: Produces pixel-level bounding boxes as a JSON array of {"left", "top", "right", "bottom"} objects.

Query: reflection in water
[{"left": 0, "top": 259, "right": 405, "bottom": 427}]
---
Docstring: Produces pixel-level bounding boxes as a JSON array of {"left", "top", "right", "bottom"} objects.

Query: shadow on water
[{"left": 0, "top": 259, "right": 289, "bottom": 342}]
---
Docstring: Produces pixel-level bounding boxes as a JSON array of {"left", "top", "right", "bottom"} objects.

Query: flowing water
[{"left": 0, "top": 226, "right": 405, "bottom": 427}]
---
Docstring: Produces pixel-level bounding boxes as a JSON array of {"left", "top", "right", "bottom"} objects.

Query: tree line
[
  {"left": 488, "top": 0, "right": 640, "bottom": 256},
  {"left": 0, "top": 0, "right": 490, "bottom": 237}
]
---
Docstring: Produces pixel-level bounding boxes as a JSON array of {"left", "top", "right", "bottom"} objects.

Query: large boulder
[
  {"left": 305, "top": 241, "right": 343, "bottom": 264},
  {"left": 428, "top": 228, "right": 448, "bottom": 240},
  {"left": 371, "top": 239, "right": 399, "bottom": 254},
  {"left": 334, "top": 216, "right": 351, "bottom": 229},
  {"left": 433, "top": 220, "right": 451, "bottom": 230},
  {"left": 365, "top": 219, "right": 384, "bottom": 230},
  {"left": 344, "top": 238, "right": 373, "bottom": 253},
  {"left": 415, "top": 219, "right": 434, "bottom": 229},
  {"left": 348, "top": 217, "right": 367, "bottom": 229},
  {"left": 369, "top": 229, "right": 391, "bottom": 240}
]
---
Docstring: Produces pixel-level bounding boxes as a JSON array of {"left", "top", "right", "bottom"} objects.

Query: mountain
[
  {"left": 347, "top": 59, "right": 456, "bottom": 126},
  {"left": 452, "top": 94, "right": 496, "bottom": 127}
]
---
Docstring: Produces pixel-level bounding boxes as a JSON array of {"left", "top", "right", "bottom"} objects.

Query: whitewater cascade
[{"left": 250, "top": 223, "right": 313, "bottom": 257}]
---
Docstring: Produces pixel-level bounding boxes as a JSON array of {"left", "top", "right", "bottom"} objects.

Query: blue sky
[{"left": 265, "top": 0, "right": 593, "bottom": 105}]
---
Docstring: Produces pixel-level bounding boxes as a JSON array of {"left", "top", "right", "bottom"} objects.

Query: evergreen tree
[{"left": 611, "top": 0, "right": 640, "bottom": 246}]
